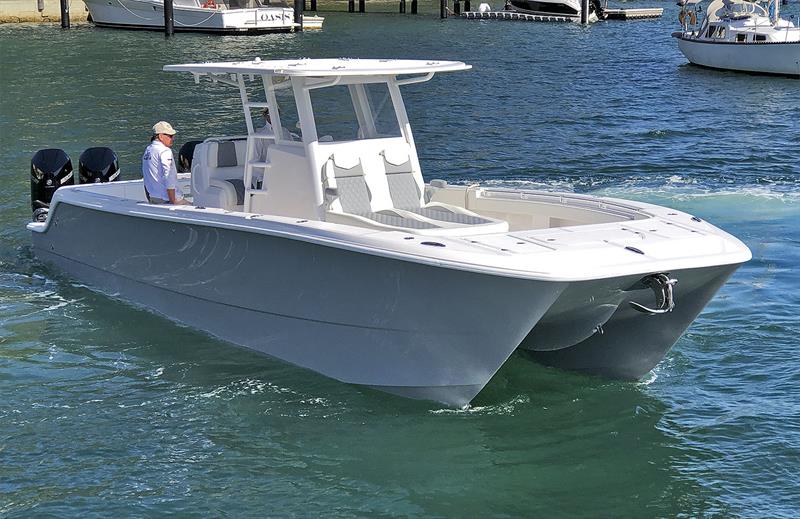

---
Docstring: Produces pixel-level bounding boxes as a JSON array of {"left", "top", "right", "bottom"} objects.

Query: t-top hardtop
[{"left": 163, "top": 58, "right": 471, "bottom": 78}]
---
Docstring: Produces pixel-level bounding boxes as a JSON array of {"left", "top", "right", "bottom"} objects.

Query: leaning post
[
  {"left": 164, "top": 0, "right": 174, "bottom": 36},
  {"left": 580, "top": 0, "right": 589, "bottom": 23},
  {"left": 294, "top": 0, "right": 303, "bottom": 31},
  {"left": 59, "top": 0, "right": 70, "bottom": 28}
]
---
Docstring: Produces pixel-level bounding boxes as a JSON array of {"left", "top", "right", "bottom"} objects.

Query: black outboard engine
[
  {"left": 31, "top": 148, "right": 74, "bottom": 216},
  {"left": 178, "top": 140, "right": 202, "bottom": 173},
  {"left": 79, "top": 147, "right": 120, "bottom": 184}
]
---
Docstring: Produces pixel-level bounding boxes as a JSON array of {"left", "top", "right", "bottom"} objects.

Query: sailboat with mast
[{"left": 672, "top": 0, "right": 800, "bottom": 77}]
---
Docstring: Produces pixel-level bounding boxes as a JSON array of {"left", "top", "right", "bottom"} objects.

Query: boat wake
[{"left": 429, "top": 394, "right": 531, "bottom": 416}]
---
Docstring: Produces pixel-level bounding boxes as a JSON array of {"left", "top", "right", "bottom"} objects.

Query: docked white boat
[
  {"left": 83, "top": 0, "right": 324, "bottom": 33},
  {"left": 503, "top": 0, "right": 603, "bottom": 21},
  {"left": 27, "top": 58, "right": 751, "bottom": 407},
  {"left": 672, "top": 0, "right": 800, "bottom": 77}
]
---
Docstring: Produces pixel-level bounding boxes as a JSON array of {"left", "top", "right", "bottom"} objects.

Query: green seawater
[{"left": 1, "top": 4, "right": 799, "bottom": 516}]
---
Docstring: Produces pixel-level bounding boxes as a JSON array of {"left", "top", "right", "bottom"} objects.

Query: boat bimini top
[{"left": 163, "top": 58, "right": 514, "bottom": 236}]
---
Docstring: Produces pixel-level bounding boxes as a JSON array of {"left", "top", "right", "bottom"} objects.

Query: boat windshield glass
[
  {"left": 272, "top": 78, "right": 302, "bottom": 141},
  {"left": 364, "top": 83, "right": 401, "bottom": 138},
  {"left": 310, "top": 82, "right": 401, "bottom": 142},
  {"left": 310, "top": 86, "right": 360, "bottom": 142}
]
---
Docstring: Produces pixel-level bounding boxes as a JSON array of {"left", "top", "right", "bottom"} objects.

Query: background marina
[{"left": 1, "top": 3, "right": 799, "bottom": 517}]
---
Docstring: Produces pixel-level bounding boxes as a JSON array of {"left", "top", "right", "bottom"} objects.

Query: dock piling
[
  {"left": 294, "top": 0, "right": 303, "bottom": 31},
  {"left": 411, "top": 0, "right": 417, "bottom": 13},
  {"left": 580, "top": 0, "right": 588, "bottom": 23},
  {"left": 440, "top": 0, "right": 447, "bottom": 18},
  {"left": 454, "top": 0, "right": 460, "bottom": 15},
  {"left": 359, "top": 0, "right": 365, "bottom": 12},
  {"left": 311, "top": 0, "right": 316, "bottom": 10},
  {"left": 464, "top": 0, "right": 470, "bottom": 11},
  {"left": 164, "top": 0, "right": 174, "bottom": 36},
  {"left": 59, "top": 0, "right": 69, "bottom": 28},
  {"left": 399, "top": 0, "right": 406, "bottom": 13},
  {"left": 348, "top": 0, "right": 354, "bottom": 12}
]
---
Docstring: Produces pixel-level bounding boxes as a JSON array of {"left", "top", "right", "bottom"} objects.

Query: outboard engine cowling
[
  {"left": 178, "top": 140, "right": 202, "bottom": 173},
  {"left": 79, "top": 147, "right": 120, "bottom": 184},
  {"left": 30, "top": 148, "right": 73, "bottom": 211}
]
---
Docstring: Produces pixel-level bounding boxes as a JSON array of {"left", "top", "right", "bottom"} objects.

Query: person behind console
[{"left": 142, "top": 121, "right": 190, "bottom": 205}]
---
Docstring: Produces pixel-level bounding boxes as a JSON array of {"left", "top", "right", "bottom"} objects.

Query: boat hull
[
  {"left": 520, "top": 263, "right": 740, "bottom": 378},
  {"left": 676, "top": 37, "right": 800, "bottom": 78},
  {"left": 83, "top": 0, "right": 322, "bottom": 33},
  {"left": 32, "top": 202, "right": 566, "bottom": 406},
  {"left": 504, "top": 0, "right": 600, "bottom": 21}
]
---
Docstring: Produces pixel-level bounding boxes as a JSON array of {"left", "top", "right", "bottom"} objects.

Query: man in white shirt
[{"left": 142, "top": 121, "right": 189, "bottom": 205}]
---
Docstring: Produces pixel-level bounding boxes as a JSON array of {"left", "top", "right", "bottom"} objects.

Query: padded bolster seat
[
  {"left": 362, "top": 210, "right": 439, "bottom": 229},
  {"left": 329, "top": 161, "right": 373, "bottom": 214},
  {"left": 381, "top": 154, "right": 498, "bottom": 225},
  {"left": 192, "top": 139, "right": 247, "bottom": 210},
  {"left": 325, "top": 154, "right": 509, "bottom": 236},
  {"left": 214, "top": 142, "right": 246, "bottom": 204},
  {"left": 225, "top": 178, "right": 245, "bottom": 205},
  {"left": 409, "top": 205, "right": 495, "bottom": 225}
]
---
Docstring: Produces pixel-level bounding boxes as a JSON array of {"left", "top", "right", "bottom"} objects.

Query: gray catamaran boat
[{"left": 27, "top": 58, "right": 751, "bottom": 406}]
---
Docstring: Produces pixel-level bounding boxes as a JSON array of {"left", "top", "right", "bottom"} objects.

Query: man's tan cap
[{"left": 152, "top": 121, "right": 177, "bottom": 135}]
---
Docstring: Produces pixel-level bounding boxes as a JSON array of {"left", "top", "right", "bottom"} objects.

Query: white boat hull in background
[
  {"left": 83, "top": 0, "right": 323, "bottom": 33},
  {"left": 676, "top": 38, "right": 800, "bottom": 77}
]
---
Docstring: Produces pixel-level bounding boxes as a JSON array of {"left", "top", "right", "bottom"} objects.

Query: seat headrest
[
  {"left": 331, "top": 154, "right": 361, "bottom": 171},
  {"left": 216, "top": 141, "right": 238, "bottom": 168},
  {"left": 382, "top": 149, "right": 411, "bottom": 167}
]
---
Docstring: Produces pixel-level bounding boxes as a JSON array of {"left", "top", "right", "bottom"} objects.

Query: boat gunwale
[{"left": 29, "top": 181, "right": 753, "bottom": 283}]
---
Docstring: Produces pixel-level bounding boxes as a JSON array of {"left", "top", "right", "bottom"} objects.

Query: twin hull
[
  {"left": 32, "top": 202, "right": 734, "bottom": 406},
  {"left": 677, "top": 38, "right": 800, "bottom": 77}
]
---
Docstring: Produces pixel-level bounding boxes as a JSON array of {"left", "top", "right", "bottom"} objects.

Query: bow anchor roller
[{"left": 630, "top": 273, "right": 678, "bottom": 315}]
